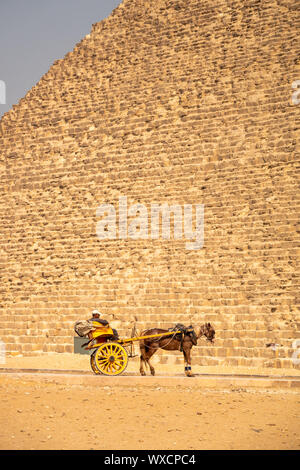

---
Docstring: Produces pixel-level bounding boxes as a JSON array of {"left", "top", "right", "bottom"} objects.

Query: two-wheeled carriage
[{"left": 74, "top": 321, "right": 187, "bottom": 376}]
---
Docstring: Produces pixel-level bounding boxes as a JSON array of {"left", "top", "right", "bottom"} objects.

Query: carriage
[
  {"left": 74, "top": 318, "right": 215, "bottom": 377},
  {"left": 74, "top": 320, "right": 190, "bottom": 376}
]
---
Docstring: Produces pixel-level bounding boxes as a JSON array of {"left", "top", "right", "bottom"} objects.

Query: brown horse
[{"left": 139, "top": 323, "right": 215, "bottom": 377}]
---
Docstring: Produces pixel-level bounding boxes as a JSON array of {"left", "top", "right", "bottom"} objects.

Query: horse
[{"left": 139, "top": 323, "right": 215, "bottom": 377}]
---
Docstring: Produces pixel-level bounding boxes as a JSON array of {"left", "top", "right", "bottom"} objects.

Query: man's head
[{"left": 92, "top": 309, "right": 101, "bottom": 318}]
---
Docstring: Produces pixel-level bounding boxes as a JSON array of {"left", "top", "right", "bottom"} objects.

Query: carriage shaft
[{"left": 118, "top": 330, "right": 182, "bottom": 345}]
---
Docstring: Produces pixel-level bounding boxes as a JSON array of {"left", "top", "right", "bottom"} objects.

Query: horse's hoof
[
  {"left": 186, "top": 373, "right": 195, "bottom": 377},
  {"left": 140, "top": 372, "right": 146, "bottom": 376},
  {"left": 150, "top": 370, "right": 155, "bottom": 376}
]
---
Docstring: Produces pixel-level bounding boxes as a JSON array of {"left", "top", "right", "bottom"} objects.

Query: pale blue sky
[{"left": 0, "top": 0, "right": 122, "bottom": 118}]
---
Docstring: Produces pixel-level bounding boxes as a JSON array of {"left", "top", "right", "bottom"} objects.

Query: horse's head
[{"left": 198, "top": 323, "right": 215, "bottom": 343}]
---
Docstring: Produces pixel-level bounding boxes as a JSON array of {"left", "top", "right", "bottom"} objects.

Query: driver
[
  {"left": 89, "top": 309, "right": 109, "bottom": 326},
  {"left": 89, "top": 309, "right": 119, "bottom": 340}
]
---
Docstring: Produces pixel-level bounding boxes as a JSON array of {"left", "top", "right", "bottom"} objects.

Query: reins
[
  {"left": 140, "top": 328, "right": 180, "bottom": 351},
  {"left": 140, "top": 327, "right": 198, "bottom": 351}
]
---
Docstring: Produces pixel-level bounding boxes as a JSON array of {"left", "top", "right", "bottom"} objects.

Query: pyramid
[{"left": 0, "top": 0, "right": 299, "bottom": 369}]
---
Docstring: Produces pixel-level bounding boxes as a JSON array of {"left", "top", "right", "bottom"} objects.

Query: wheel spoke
[
  {"left": 97, "top": 355, "right": 108, "bottom": 362},
  {"left": 114, "top": 359, "right": 124, "bottom": 367},
  {"left": 97, "top": 356, "right": 109, "bottom": 363},
  {"left": 98, "top": 362, "right": 109, "bottom": 369},
  {"left": 115, "top": 353, "right": 125, "bottom": 360}
]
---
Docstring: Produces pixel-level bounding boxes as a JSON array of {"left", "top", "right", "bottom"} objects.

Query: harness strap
[{"left": 168, "top": 323, "right": 197, "bottom": 351}]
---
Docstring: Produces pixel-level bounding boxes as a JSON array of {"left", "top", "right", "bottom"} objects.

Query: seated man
[
  {"left": 89, "top": 309, "right": 119, "bottom": 340},
  {"left": 89, "top": 309, "right": 109, "bottom": 326}
]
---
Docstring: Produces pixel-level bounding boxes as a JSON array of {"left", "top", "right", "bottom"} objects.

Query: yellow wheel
[
  {"left": 94, "top": 342, "right": 128, "bottom": 376},
  {"left": 90, "top": 350, "right": 101, "bottom": 375}
]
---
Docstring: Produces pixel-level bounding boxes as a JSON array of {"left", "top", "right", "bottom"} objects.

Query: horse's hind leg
[
  {"left": 146, "top": 344, "right": 159, "bottom": 376},
  {"left": 139, "top": 342, "right": 147, "bottom": 376},
  {"left": 140, "top": 354, "right": 146, "bottom": 376}
]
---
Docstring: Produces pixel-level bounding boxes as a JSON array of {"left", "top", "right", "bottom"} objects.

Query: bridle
[{"left": 198, "top": 324, "right": 215, "bottom": 343}]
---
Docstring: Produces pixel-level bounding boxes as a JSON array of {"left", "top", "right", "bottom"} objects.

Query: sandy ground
[
  {"left": 0, "top": 354, "right": 299, "bottom": 450},
  {"left": 0, "top": 353, "right": 299, "bottom": 450},
  {"left": 0, "top": 375, "right": 299, "bottom": 450}
]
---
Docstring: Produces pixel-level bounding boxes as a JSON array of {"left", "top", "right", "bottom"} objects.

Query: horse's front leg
[{"left": 183, "top": 347, "right": 194, "bottom": 377}]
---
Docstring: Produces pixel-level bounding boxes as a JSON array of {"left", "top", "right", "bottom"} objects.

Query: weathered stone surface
[{"left": 0, "top": 0, "right": 299, "bottom": 368}]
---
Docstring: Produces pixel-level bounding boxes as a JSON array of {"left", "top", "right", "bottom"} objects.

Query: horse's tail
[{"left": 140, "top": 339, "right": 151, "bottom": 354}]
